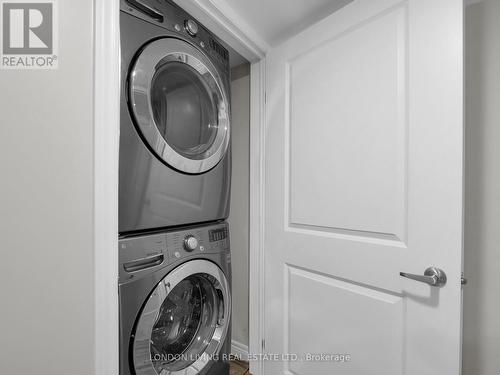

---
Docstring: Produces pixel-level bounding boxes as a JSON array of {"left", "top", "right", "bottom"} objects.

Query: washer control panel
[{"left": 119, "top": 222, "right": 230, "bottom": 280}]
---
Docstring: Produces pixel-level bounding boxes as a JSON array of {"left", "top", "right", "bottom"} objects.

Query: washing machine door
[
  {"left": 133, "top": 259, "right": 231, "bottom": 375},
  {"left": 129, "top": 38, "right": 230, "bottom": 174}
]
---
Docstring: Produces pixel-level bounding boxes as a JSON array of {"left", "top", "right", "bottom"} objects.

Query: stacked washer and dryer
[{"left": 118, "top": 1, "right": 232, "bottom": 374}]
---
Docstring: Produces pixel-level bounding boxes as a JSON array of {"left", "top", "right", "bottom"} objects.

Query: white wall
[
  {"left": 229, "top": 69, "right": 251, "bottom": 350},
  {"left": 0, "top": 1, "right": 95, "bottom": 374},
  {"left": 463, "top": 1, "right": 500, "bottom": 374}
]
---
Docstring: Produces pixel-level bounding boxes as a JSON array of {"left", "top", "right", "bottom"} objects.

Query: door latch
[{"left": 461, "top": 272, "right": 468, "bottom": 286}]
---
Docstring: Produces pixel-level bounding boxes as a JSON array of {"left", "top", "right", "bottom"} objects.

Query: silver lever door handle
[{"left": 400, "top": 267, "right": 447, "bottom": 287}]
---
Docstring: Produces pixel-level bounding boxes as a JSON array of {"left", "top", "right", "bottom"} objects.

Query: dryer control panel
[
  {"left": 120, "top": 0, "right": 230, "bottom": 68},
  {"left": 118, "top": 222, "right": 230, "bottom": 280}
]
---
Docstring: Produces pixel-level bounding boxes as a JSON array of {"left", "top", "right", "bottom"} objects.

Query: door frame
[
  {"left": 94, "top": 1, "right": 120, "bottom": 375},
  {"left": 93, "top": 1, "right": 268, "bottom": 375}
]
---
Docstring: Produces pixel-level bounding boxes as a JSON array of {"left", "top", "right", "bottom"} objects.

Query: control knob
[
  {"left": 185, "top": 19, "right": 198, "bottom": 36},
  {"left": 184, "top": 235, "right": 198, "bottom": 251}
]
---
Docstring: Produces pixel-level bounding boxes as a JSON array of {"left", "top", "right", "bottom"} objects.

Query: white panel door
[{"left": 263, "top": 0, "right": 464, "bottom": 374}]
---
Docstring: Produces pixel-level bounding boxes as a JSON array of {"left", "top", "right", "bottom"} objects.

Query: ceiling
[
  {"left": 174, "top": 0, "right": 354, "bottom": 65},
  {"left": 226, "top": 0, "right": 354, "bottom": 46}
]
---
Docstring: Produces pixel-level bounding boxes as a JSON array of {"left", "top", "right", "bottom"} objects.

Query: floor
[{"left": 230, "top": 360, "right": 251, "bottom": 375}]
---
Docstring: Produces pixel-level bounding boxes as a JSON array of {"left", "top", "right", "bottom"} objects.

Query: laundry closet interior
[{"left": 116, "top": 1, "right": 252, "bottom": 374}]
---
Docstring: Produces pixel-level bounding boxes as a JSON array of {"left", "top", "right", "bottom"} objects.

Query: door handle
[
  {"left": 400, "top": 267, "right": 447, "bottom": 287},
  {"left": 123, "top": 254, "right": 164, "bottom": 273}
]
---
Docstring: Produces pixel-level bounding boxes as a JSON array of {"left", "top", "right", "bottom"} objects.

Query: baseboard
[{"left": 231, "top": 340, "right": 249, "bottom": 361}]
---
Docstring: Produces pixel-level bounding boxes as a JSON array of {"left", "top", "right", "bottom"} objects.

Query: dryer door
[
  {"left": 133, "top": 259, "right": 231, "bottom": 375},
  {"left": 129, "top": 38, "right": 230, "bottom": 174}
]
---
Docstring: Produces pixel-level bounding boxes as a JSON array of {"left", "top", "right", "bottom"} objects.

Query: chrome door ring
[
  {"left": 133, "top": 259, "right": 231, "bottom": 375},
  {"left": 129, "top": 38, "right": 230, "bottom": 174}
]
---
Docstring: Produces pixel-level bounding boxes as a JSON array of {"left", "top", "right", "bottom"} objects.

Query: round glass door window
[
  {"left": 133, "top": 260, "right": 231, "bottom": 375},
  {"left": 129, "top": 38, "right": 230, "bottom": 174}
]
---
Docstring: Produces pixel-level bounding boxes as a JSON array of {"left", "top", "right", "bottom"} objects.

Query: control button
[
  {"left": 174, "top": 24, "right": 181, "bottom": 32},
  {"left": 174, "top": 251, "right": 181, "bottom": 258},
  {"left": 184, "top": 235, "right": 198, "bottom": 251},
  {"left": 200, "top": 41, "right": 205, "bottom": 48},
  {"left": 199, "top": 245, "right": 205, "bottom": 252},
  {"left": 185, "top": 19, "right": 198, "bottom": 36}
]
